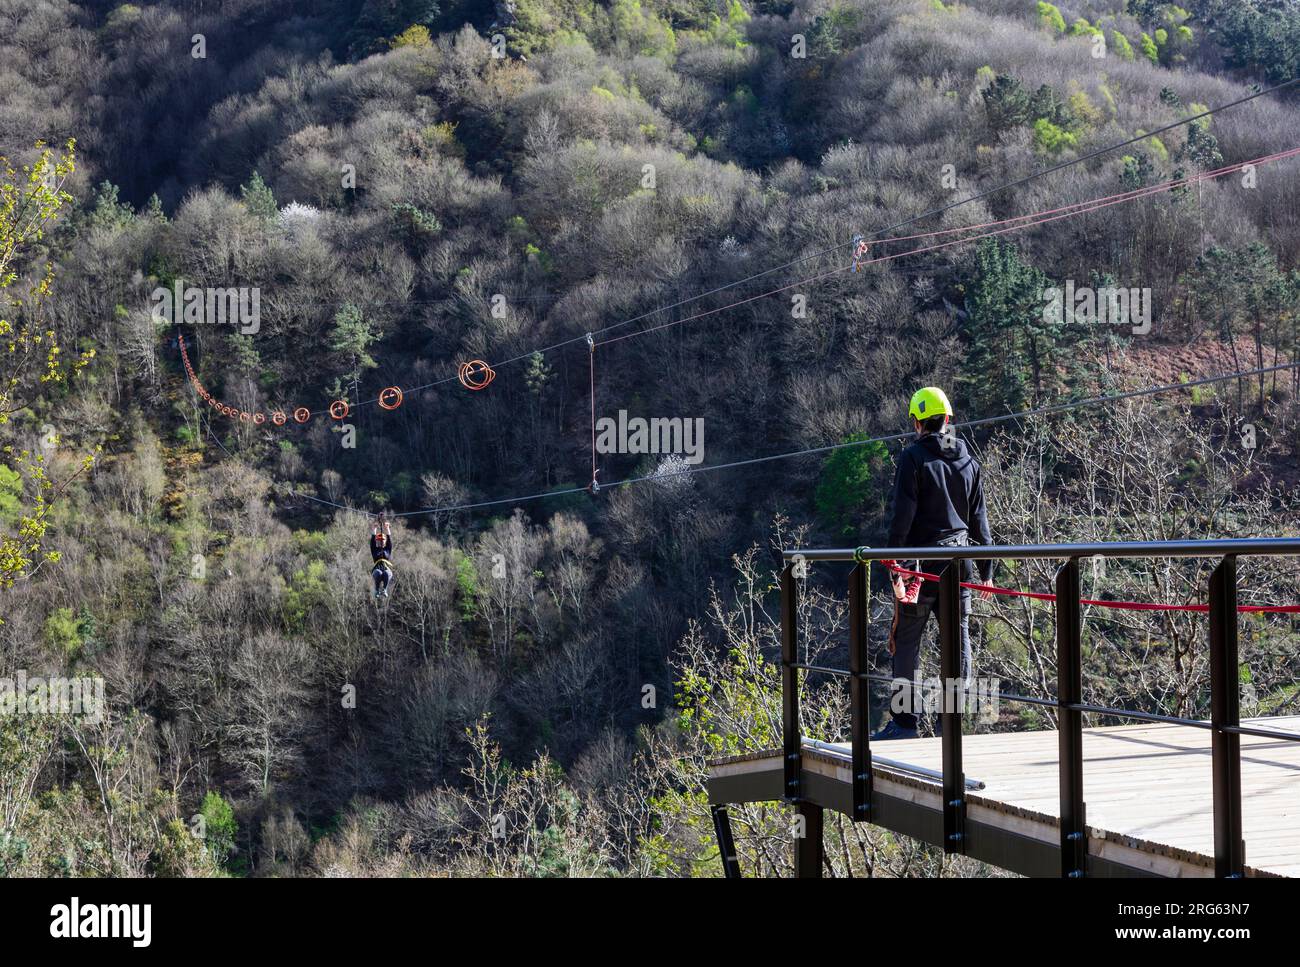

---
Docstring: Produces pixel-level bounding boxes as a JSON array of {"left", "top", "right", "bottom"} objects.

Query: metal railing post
[
  {"left": 795, "top": 803, "right": 824, "bottom": 878},
  {"left": 776, "top": 538, "right": 1300, "bottom": 878},
  {"left": 939, "top": 561, "right": 965, "bottom": 853},
  {"left": 849, "top": 563, "right": 872, "bottom": 821},
  {"left": 1210, "top": 555, "right": 1245, "bottom": 877},
  {"left": 781, "top": 562, "right": 802, "bottom": 802},
  {"left": 710, "top": 805, "right": 742, "bottom": 879},
  {"left": 1056, "top": 558, "right": 1087, "bottom": 878}
]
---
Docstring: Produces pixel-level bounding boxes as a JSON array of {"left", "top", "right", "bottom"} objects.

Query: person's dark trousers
[
  {"left": 888, "top": 586, "right": 973, "bottom": 731},
  {"left": 372, "top": 565, "right": 391, "bottom": 594}
]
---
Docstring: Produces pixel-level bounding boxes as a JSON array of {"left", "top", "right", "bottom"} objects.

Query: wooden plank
[{"left": 706, "top": 715, "right": 1300, "bottom": 876}]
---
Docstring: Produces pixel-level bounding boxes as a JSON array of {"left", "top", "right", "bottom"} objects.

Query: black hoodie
[
  {"left": 887, "top": 432, "right": 993, "bottom": 582},
  {"left": 370, "top": 533, "right": 394, "bottom": 564}
]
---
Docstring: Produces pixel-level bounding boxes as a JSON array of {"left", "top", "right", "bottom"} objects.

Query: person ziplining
[{"left": 370, "top": 513, "right": 395, "bottom": 600}]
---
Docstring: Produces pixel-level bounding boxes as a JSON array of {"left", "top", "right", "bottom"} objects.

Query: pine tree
[
  {"left": 240, "top": 170, "right": 277, "bottom": 221},
  {"left": 88, "top": 180, "right": 134, "bottom": 231},
  {"left": 1029, "top": 84, "right": 1075, "bottom": 129},
  {"left": 328, "top": 303, "right": 378, "bottom": 396},
  {"left": 1179, "top": 121, "right": 1223, "bottom": 170},
  {"left": 524, "top": 350, "right": 553, "bottom": 396},
  {"left": 815, "top": 435, "right": 891, "bottom": 537},
  {"left": 144, "top": 193, "right": 167, "bottom": 222},
  {"left": 1120, "top": 153, "right": 1155, "bottom": 190},
  {"left": 961, "top": 238, "right": 1061, "bottom": 417},
  {"left": 982, "top": 74, "right": 1031, "bottom": 135}
]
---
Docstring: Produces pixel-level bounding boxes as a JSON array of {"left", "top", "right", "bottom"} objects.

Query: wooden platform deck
[{"left": 707, "top": 716, "right": 1300, "bottom": 877}]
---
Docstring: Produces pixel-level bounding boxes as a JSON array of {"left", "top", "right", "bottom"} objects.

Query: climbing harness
[
  {"left": 882, "top": 560, "right": 924, "bottom": 604},
  {"left": 371, "top": 558, "right": 395, "bottom": 600}
]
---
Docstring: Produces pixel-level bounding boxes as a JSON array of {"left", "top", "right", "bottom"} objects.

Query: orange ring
[
  {"left": 239, "top": 411, "right": 251, "bottom": 422},
  {"left": 378, "top": 386, "right": 403, "bottom": 410},
  {"left": 271, "top": 411, "right": 287, "bottom": 426},
  {"left": 293, "top": 407, "right": 310, "bottom": 424},
  {"left": 329, "top": 399, "right": 350, "bottom": 420},
  {"left": 253, "top": 412, "right": 266, "bottom": 425},
  {"left": 458, "top": 359, "right": 496, "bottom": 391}
]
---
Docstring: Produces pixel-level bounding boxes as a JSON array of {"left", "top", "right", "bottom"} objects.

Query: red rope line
[
  {"left": 863, "top": 146, "right": 1300, "bottom": 249},
  {"left": 596, "top": 146, "right": 1300, "bottom": 348},
  {"left": 180, "top": 147, "right": 1300, "bottom": 427},
  {"left": 880, "top": 561, "right": 1300, "bottom": 614}
]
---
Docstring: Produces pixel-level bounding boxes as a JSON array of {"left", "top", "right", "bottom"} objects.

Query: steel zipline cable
[
  {"left": 289, "top": 359, "right": 1300, "bottom": 519},
  {"left": 328, "top": 78, "right": 1300, "bottom": 407},
  {"left": 596, "top": 146, "right": 1300, "bottom": 346},
  {"left": 272, "top": 78, "right": 1300, "bottom": 342},
  {"left": 185, "top": 142, "right": 1300, "bottom": 420},
  {"left": 178, "top": 81, "right": 1300, "bottom": 534}
]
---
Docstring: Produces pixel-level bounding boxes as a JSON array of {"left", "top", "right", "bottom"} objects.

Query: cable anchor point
[
  {"left": 589, "top": 470, "right": 600, "bottom": 495},
  {"left": 585, "top": 332, "right": 595, "bottom": 352}
]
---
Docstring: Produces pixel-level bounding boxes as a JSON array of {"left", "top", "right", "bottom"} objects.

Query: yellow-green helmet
[{"left": 908, "top": 386, "right": 953, "bottom": 421}]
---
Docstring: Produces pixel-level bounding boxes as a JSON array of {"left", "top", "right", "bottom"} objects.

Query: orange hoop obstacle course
[
  {"left": 180, "top": 334, "right": 395, "bottom": 429},
  {"left": 458, "top": 359, "right": 496, "bottom": 391}
]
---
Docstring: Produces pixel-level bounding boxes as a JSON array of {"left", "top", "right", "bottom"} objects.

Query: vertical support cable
[
  {"left": 1056, "top": 557, "right": 1087, "bottom": 878},
  {"left": 1210, "top": 554, "right": 1245, "bottom": 877},
  {"left": 781, "top": 562, "right": 801, "bottom": 802},
  {"left": 586, "top": 333, "right": 599, "bottom": 493},
  {"left": 848, "top": 562, "right": 872, "bottom": 821},
  {"left": 938, "top": 561, "right": 965, "bottom": 854}
]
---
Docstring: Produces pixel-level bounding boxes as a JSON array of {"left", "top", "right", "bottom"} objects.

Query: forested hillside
[{"left": 2, "top": 0, "right": 1299, "bottom": 877}]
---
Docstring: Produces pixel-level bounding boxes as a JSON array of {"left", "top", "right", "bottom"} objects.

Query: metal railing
[{"left": 779, "top": 538, "right": 1300, "bottom": 878}]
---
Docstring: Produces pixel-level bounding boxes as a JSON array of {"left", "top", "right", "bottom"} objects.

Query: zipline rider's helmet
[{"left": 908, "top": 386, "right": 953, "bottom": 422}]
